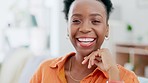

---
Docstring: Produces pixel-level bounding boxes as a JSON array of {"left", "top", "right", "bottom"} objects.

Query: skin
[{"left": 64, "top": 0, "right": 120, "bottom": 83}]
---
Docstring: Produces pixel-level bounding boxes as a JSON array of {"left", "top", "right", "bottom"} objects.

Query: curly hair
[{"left": 63, "top": 0, "right": 113, "bottom": 20}]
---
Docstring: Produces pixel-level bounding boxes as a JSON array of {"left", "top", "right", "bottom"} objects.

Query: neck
[{"left": 66, "top": 53, "right": 97, "bottom": 82}]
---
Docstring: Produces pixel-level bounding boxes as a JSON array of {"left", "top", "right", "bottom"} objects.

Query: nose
[{"left": 79, "top": 21, "right": 92, "bottom": 33}]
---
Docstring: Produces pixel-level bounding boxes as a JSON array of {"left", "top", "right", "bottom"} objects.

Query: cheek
[
  {"left": 95, "top": 27, "right": 106, "bottom": 36},
  {"left": 68, "top": 26, "right": 77, "bottom": 38},
  {"left": 68, "top": 27, "right": 77, "bottom": 46},
  {"left": 95, "top": 27, "right": 107, "bottom": 43}
]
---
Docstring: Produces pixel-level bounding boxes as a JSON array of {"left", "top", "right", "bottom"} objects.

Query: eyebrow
[
  {"left": 89, "top": 14, "right": 103, "bottom": 18},
  {"left": 71, "top": 13, "right": 103, "bottom": 18},
  {"left": 71, "top": 14, "right": 82, "bottom": 18}
]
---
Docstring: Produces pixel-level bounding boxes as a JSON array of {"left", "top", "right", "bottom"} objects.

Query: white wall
[
  {"left": 58, "top": 0, "right": 75, "bottom": 56},
  {"left": 111, "top": 0, "right": 148, "bottom": 44}
]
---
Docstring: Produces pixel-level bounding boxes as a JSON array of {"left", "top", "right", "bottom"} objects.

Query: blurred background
[{"left": 0, "top": 0, "right": 148, "bottom": 83}]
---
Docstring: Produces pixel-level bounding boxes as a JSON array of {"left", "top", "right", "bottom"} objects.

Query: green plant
[{"left": 127, "top": 24, "right": 133, "bottom": 32}]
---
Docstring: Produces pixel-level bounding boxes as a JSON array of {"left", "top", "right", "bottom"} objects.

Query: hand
[
  {"left": 82, "top": 48, "right": 116, "bottom": 71},
  {"left": 82, "top": 48, "right": 120, "bottom": 80}
]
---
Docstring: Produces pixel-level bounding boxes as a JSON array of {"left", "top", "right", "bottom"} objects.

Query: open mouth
[{"left": 76, "top": 38, "right": 96, "bottom": 47}]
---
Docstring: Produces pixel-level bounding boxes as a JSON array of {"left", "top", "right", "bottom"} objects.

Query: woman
[{"left": 30, "top": 0, "right": 139, "bottom": 83}]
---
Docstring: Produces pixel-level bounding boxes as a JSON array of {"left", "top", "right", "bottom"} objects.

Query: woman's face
[{"left": 68, "top": 0, "right": 109, "bottom": 56}]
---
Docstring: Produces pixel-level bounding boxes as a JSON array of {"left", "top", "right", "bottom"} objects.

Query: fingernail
[
  {"left": 88, "top": 65, "right": 91, "bottom": 69},
  {"left": 82, "top": 61, "right": 84, "bottom": 64}
]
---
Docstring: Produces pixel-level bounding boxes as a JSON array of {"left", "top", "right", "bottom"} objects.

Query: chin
[{"left": 76, "top": 48, "right": 96, "bottom": 57}]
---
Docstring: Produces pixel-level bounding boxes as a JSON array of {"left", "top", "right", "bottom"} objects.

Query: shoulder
[
  {"left": 117, "top": 65, "right": 139, "bottom": 82},
  {"left": 39, "top": 52, "right": 76, "bottom": 69},
  {"left": 39, "top": 56, "right": 63, "bottom": 68}
]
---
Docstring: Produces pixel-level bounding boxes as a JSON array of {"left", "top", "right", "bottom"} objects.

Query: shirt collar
[
  {"left": 96, "top": 67, "right": 109, "bottom": 78},
  {"left": 49, "top": 52, "right": 108, "bottom": 78},
  {"left": 49, "top": 52, "right": 76, "bottom": 69}
]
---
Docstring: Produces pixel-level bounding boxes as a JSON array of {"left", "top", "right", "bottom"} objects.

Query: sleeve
[
  {"left": 106, "top": 73, "right": 139, "bottom": 83},
  {"left": 122, "top": 71, "right": 139, "bottom": 83},
  {"left": 131, "top": 72, "right": 139, "bottom": 83},
  {"left": 30, "top": 65, "right": 42, "bottom": 83},
  {"left": 118, "top": 65, "right": 140, "bottom": 83}
]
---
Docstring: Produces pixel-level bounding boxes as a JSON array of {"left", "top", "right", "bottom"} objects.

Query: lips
[
  {"left": 78, "top": 38, "right": 95, "bottom": 42},
  {"left": 76, "top": 37, "right": 96, "bottom": 48}
]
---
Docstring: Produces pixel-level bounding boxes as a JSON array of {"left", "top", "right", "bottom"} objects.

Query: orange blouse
[{"left": 30, "top": 52, "right": 139, "bottom": 83}]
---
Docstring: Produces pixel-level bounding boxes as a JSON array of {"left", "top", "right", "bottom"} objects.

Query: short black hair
[{"left": 63, "top": 0, "right": 113, "bottom": 20}]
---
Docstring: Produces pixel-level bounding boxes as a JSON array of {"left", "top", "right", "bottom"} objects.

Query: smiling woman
[
  {"left": 67, "top": 0, "right": 109, "bottom": 57},
  {"left": 30, "top": 0, "right": 139, "bottom": 83}
]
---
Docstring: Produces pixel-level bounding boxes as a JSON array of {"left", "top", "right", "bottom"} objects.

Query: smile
[
  {"left": 78, "top": 38, "right": 95, "bottom": 42},
  {"left": 76, "top": 38, "right": 96, "bottom": 48}
]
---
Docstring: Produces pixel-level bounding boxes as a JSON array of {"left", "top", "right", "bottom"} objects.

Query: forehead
[{"left": 69, "top": 0, "right": 106, "bottom": 18}]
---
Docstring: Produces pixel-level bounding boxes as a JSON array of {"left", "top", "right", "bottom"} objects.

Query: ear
[{"left": 106, "top": 24, "right": 109, "bottom": 37}]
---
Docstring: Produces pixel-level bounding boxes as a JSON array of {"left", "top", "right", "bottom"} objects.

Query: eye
[
  {"left": 72, "top": 19, "right": 81, "bottom": 24},
  {"left": 92, "top": 20, "right": 100, "bottom": 25}
]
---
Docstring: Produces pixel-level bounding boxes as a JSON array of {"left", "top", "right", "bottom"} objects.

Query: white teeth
[{"left": 78, "top": 38, "right": 94, "bottom": 42}]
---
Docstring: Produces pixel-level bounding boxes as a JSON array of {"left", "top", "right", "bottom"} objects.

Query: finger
[
  {"left": 94, "top": 60, "right": 102, "bottom": 68},
  {"left": 95, "top": 56, "right": 102, "bottom": 62},
  {"left": 88, "top": 55, "right": 94, "bottom": 69},
  {"left": 82, "top": 57, "right": 89, "bottom": 64},
  {"left": 90, "top": 57, "right": 95, "bottom": 67},
  {"left": 97, "top": 49, "right": 100, "bottom": 51},
  {"left": 84, "top": 56, "right": 87, "bottom": 59},
  {"left": 94, "top": 60, "right": 105, "bottom": 70},
  {"left": 89, "top": 53, "right": 99, "bottom": 69},
  {"left": 91, "top": 58, "right": 95, "bottom": 66},
  {"left": 88, "top": 51, "right": 99, "bottom": 67},
  {"left": 90, "top": 54, "right": 96, "bottom": 66},
  {"left": 94, "top": 59, "right": 100, "bottom": 66},
  {"left": 83, "top": 52, "right": 94, "bottom": 65},
  {"left": 98, "top": 49, "right": 103, "bottom": 57},
  {"left": 91, "top": 54, "right": 101, "bottom": 65},
  {"left": 88, "top": 58, "right": 92, "bottom": 69}
]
